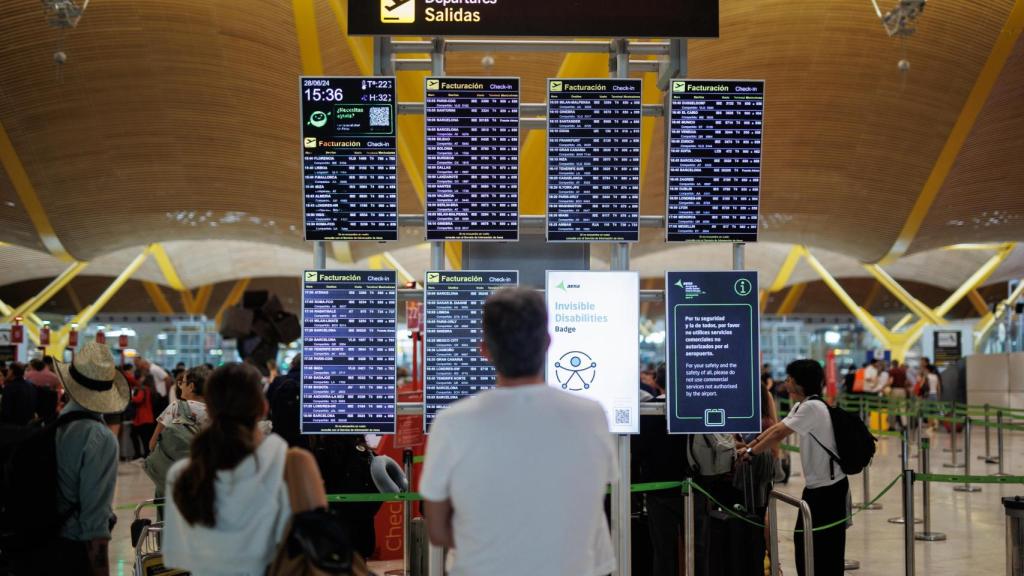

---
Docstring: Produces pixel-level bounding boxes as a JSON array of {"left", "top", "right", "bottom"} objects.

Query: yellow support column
[
  {"left": 51, "top": 247, "right": 153, "bottom": 355},
  {"left": 974, "top": 279, "right": 1024, "bottom": 349},
  {"left": 767, "top": 245, "right": 805, "bottom": 293},
  {"left": 0, "top": 299, "right": 41, "bottom": 345},
  {"left": 1, "top": 261, "right": 89, "bottom": 323},
  {"left": 142, "top": 282, "right": 175, "bottom": 315},
  {"left": 214, "top": 279, "right": 252, "bottom": 327},
  {"left": 776, "top": 283, "right": 806, "bottom": 315},
  {"left": 862, "top": 264, "right": 945, "bottom": 324},
  {"left": 802, "top": 247, "right": 892, "bottom": 347}
]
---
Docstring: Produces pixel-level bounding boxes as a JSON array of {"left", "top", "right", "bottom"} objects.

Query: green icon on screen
[
  {"left": 305, "top": 271, "right": 318, "bottom": 281},
  {"left": 308, "top": 110, "right": 329, "bottom": 128},
  {"left": 734, "top": 278, "right": 752, "bottom": 296}
]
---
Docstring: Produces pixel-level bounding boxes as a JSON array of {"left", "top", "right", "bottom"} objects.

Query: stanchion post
[
  {"left": 980, "top": 403, "right": 992, "bottom": 461},
  {"left": 953, "top": 416, "right": 981, "bottom": 492},
  {"left": 889, "top": 428, "right": 922, "bottom": 524},
  {"left": 943, "top": 404, "right": 964, "bottom": 468},
  {"left": 858, "top": 461, "right": 882, "bottom": 510},
  {"left": 903, "top": 471, "right": 915, "bottom": 576},
  {"left": 915, "top": 437, "right": 947, "bottom": 541},
  {"left": 403, "top": 449, "right": 414, "bottom": 574},
  {"left": 685, "top": 480, "right": 695, "bottom": 576},
  {"left": 993, "top": 410, "right": 1009, "bottom": 476}
]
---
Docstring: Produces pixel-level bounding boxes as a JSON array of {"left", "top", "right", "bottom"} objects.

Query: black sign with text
[
  {"left": 547, "top": 79, "right": 641, "bottom": 242},
  {"left": 426, "top": 78, "right": 519, "bottom": 241},
  {"left": 424, "top": 270, "right": 518, "bottom": 430},
  {"left": 667, "top": 80, "right": 763, "bottom": 242},
  {"left": 302, "top": 77, "right": 398, "bottom": 241},
  {"left": 666, "top": 271, "right": 760, "bottom": 434},
  {"left": 302, "top": 270, "right": 397, "bottom": 434},
  {"left": 349, "top": 0, "right": 718, "bottom": 38}
]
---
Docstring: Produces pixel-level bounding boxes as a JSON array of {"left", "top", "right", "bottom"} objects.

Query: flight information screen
[
  {"left": 423, "top": 270, "right": 518, "bottom": 430},
  {"left": 301, "top": 77, "right": 398, "bottom": 241},
  {"left": 547, "top": 79, "right": 642, "bottom": 242},
  {"left": 426, "top": 78, "right": 519, "bottom": 241},
  {"left": 667, "top": 79, "right": 764, "bottom": 242},
  {"left": 301, "top": 270, "right": 397, "bottom": 434}
]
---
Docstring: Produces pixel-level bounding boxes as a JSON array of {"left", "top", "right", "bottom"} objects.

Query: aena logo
[
  {"left": 556, "top": 281, "right": 581, "bottom": 292},
  {"left": 381, "top": 0, "right": 415, "bottom": 23}
]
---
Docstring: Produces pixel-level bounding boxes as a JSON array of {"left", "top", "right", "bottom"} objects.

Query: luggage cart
[{"left": 130, "top": 498, "right": 189, "bottom": 576}]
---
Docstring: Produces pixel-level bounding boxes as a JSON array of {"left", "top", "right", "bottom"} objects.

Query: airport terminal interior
[{"left": 1, "top": 0, "right": 1024, "bottom": 574}]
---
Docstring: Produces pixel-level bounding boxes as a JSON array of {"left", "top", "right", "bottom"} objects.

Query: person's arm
[
  {"left": 284, "top": 448, "right": 327, "bottom": 513},
  {"left": 85, "top": 539, "right": 110, "bottom": 576},
  {"left": 423, "top": 499, "right": 456, "bottom": 548},
  {"left": 149, "top": 423, "right": 164, "bottom": 451},
  {"left": 740, "top": 421, "right": 794, "bottom": 460}
]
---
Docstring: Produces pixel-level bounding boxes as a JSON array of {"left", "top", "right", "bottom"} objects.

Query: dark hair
[
  {"left": 920, "top": 357, "right": 931, "bottom": 365},
  {"left": 655, "top": 363, "right": 666, "bottom": 391},
  {"left": 29, "top": 358, "right": 45, "bottom": 371},
  {"left": 482, "top": 288, "right": 549, "bottom": 378},
  {"left": 173, "top": 363, "right": 265, "bottom": 527},
  {"left": 141, "top": 374, "right": 156, "bottom": 391},
  {"left": 290, "top": 355, "right": 301, "bottom": 371},
  {"left": 8, "top": 362, "right": 25, "bottom": 379},
  {"left": 786, "top": 359, "right": 824, "bottom": 397},
  {"left": 185, "top": 365, "right": 212, "bottom": 397},
  {"left": 926, "top": 364, "right": 940, "bottom": 376},
  {"left": 43, "top": 356, "right": 54, "bottom": 367}
]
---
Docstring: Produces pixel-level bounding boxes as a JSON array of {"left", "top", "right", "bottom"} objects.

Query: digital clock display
[{"left": 301, "top": 76, "right": 398, "bottom": 241}]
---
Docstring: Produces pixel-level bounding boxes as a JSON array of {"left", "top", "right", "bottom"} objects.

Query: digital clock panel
[{"left": 301, "top": 77, "right": 398, "bottom": 241}]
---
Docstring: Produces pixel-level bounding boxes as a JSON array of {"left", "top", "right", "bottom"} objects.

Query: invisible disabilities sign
[
  {"left": 666, "top": 271, "right": 760, "bottom": 434},
  {"left": 350, "top": 0, "right": 719, "bottom": 38}
]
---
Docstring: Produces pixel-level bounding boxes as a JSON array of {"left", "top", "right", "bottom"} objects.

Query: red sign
[
  {"left": 39, "top": 326, "right": 51, "bottom": 347},
  {"left": 118, "top": 334, "right": 129, "bottom": 349},
  {"left": 95, "top": 330, "right": 106, "bottom": 344},
  {"left": 68, "top": 330, "right": 79, "bottom": 348},
  {"left": 826, "top": 350, "right": 838, "bottom": 403},
  {"left": 10, "top": 324, "right": 23, "bottom": 345},
  {"left": 405, "top": 301, "right": 422, "bottom": 332}
]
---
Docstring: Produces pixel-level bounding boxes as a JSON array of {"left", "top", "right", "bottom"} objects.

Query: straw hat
[{"left": 55, "top": 342, "right": 130, "bottom": 414}]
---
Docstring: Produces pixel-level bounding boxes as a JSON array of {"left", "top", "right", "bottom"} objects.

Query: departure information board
[
  {"left": 547, "top": 79, "right": 642, "bottom": 242},
  {"left": 301, "top": 270, "right": 397, "bottom": 434},
  {"left": 665, "top": 271, "right": 760, "bottom": 434},
  {"left": 425, "top": 78, "right": 519, "bottom": 241},
  {"left": 424, "top": 270, "right": 518, "bottom": 430},
  {"left": 667, "top": 80, "right": 764, "bottom": 242},
  {"left": 301, "top": 77, "right": 398, "bottom": 241}
]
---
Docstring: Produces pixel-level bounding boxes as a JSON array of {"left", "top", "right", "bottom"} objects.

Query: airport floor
[{"left": 109, "top": 426, "right": 1024, "bottom": 575}]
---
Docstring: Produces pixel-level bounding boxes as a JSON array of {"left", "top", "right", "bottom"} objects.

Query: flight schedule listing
[
  {"left": 301, "top": 77, "right": 398, "bottom": 241},
  {"left": 424, "top": 270, "right": 518, "bottom": 430},
  {"left": 547, "top": 79, "right": 642, "bottom": 242},
  {"left": 425, "top": 78, "right": 519, "bottom": 241},
  {"left": 301, "top": 270, "right": 397, "bottom": 434},
  {"left": 665, "top": 271, "right": 760, "bottom": 434},
  {"left": 667, "top": 79, "right": 764, "bottom": 242}
]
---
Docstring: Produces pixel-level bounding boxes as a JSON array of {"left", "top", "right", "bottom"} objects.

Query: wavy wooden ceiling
[{"left": 0, "top": 0, "right": 1019, "bottom": 266}]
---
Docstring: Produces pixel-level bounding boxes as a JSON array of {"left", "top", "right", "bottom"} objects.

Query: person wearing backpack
[
  {"left": 740, "top": 359, "right": 855, "bottom": 576},
  {"left": 144, "top": 365, "right": 211, "bottom": 501},
  {"left": 8, "top": 342, "right": 130, "bottom": 575}
]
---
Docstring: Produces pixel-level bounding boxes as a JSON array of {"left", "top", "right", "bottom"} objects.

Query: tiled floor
[{"left": 109, "top": 426, "right": 1024, "bottom": 575}]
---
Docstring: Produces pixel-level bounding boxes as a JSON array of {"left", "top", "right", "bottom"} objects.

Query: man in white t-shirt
[
  {"left": 741, "top": 359, "right": 849, "bottom": 576},
  {"left": 137, "top": 357, "right": 174, "bottom": 400},
  {"left": 420, "top": 288, "right": 617, "bottom": 576}
]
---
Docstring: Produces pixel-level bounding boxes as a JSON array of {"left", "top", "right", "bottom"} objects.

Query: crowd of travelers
[{"left": 0, "top": 290, "right": 879, "bottom": 576}]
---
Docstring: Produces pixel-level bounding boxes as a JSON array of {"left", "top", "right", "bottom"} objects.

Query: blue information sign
[
  {"left": 301, "top": 270, "right": 397, "bottom": 434},
  {"left": 666, "top": 271, "right": 760, "bottom": 434}
]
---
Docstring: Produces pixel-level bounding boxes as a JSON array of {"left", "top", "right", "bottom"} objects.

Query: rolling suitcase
[{"left": 705, "top": 464, "right": 767, "bottom": 576}]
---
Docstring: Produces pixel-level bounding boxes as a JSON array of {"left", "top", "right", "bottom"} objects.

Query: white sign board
[{"left": 545, "top": 271, "right": 639, "bottom": 433}]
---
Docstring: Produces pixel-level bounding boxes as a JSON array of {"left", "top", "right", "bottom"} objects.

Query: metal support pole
[
  {"left": 903, "top": 471, "right": 916, "bottom": 576},
  {"left": 314, "top": 241, "right": 327, "bottom": 269},
  {"left": 430, "top": 37, "right": 445, "bottom": 76},
  {"left": 858, "top": 461, "right": 882, "bottom": 510},
  {"left": 733, "top": 242, "right": 746, "bottom": 270},
  {"left": 980, "top": 404, "right": 992, "bottom": 461},
  {"left": 427, "top": 545, "right": 444, "bottom": 576},
  {"left": 993, "top": 410, "right": 1009, "bottom": 476},
  {"left": 890, "top": 429, "right": 922, "bottom": 524},
  {"left": 944, "top": 404, "right": 964, "bottom": 468},
  {"left": 954, "top": 416, "right": 981, "bottom": 492},
  {"left": 403, "top": 449, "right": 414, "bottom": 574},
  {"left": 915, "top": 438, "right": 947, "bottom": 541},
  {"left": 685, "top": 481, "right": 695, "bottom": 576}
]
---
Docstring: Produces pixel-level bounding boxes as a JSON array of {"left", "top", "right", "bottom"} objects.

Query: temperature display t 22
[{"left": 301, "top": 77, "right": 398, "bottom": 241}]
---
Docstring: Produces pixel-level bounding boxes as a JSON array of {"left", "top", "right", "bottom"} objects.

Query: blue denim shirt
[{"left": 56, "top": 400, "right": 119, "bottom": 541}]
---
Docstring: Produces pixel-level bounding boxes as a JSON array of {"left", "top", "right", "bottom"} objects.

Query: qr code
[
  {"left": 615, "top": 408, "right": 631, "bottom": 426},
  {"left": 369, "top": 106, "right": 391, "bottom": 127}
]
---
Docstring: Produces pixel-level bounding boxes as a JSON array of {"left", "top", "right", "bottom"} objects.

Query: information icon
[
  {"left": 554, "top": 351, "right": 597, "bottom": 391},
  {"left": 734, "top": 278, "right": 752, "bottom": 296}
]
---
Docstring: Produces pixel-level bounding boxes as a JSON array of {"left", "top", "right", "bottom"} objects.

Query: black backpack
[
  {"left": 0, "top": 411, "right": 103, "bottom": 547},
  {"left": 806, "top": 397, "right": 876, "bottom": 476}
]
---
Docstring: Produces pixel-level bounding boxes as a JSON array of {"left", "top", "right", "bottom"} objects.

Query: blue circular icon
[{"left": 570, "top": 356, "right": 581, "bottom": 368}]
